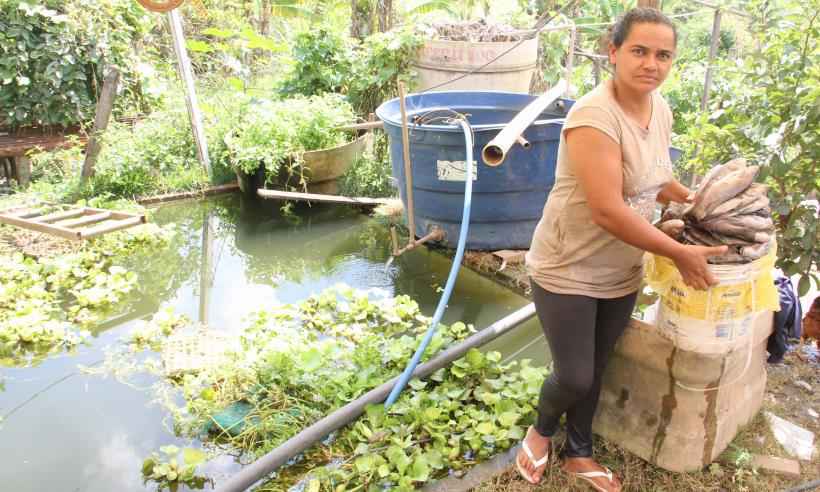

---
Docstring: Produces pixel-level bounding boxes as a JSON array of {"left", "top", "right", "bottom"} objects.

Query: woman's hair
[{"left": 609, "top": 7, "right": 677, "bottom": 47}]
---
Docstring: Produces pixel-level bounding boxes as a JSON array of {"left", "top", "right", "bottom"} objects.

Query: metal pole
[
  {"left": 214, "top": 303, "right": 537, "bottom": 492},
  {"left": 701, "top": 7, "right": 723, "bottom": 111},
  {"left": 168, "top": 9, "right": 211, "bottom": 174}
]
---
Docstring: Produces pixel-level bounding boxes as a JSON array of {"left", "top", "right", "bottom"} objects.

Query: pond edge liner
[{"left": 215, "top": 302, "right": 537, "bottom": 492}]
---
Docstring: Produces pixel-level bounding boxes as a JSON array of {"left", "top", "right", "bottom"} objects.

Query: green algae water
[{"left": 0, "top": 194, "right": 546, "bottom": 491}]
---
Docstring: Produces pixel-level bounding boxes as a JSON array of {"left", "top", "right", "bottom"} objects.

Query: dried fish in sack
[
  {"left": 696, "top": 158, "right": 748, "bottom": 199},
  {"left": 661, "top": 201, "right": 689, "bottom": 221},
  {"left": 690, "top": 158, "right": 747, "bottom": 212},
  {"left": 709, "top": 230, "right": 768, "bottom": 246},
  {"left": 703, "top": 183, "right": 769, "bottom": 220},
  {"left": 682, "top": 226, "right": 723, "bottom": 246},
  {"left": 704, "top": 214, "right": 773, "bottom": 232},
  {"left": 734, "top": 195, "right": 770, "bottom": 216},
  {"left": 740, "top": 242, "right": 771, "bottom": 260},
  {"left": 700, "top": 220, "right": 773, "bottom": 243},
  {"left": 709, "top": 250, "right": 749, "bottom": 264},
  {"left": 691, "top": 165, "right": 760, "bottom": 221},
  {"left": 657, "top": 219, "right": 685, "bottom": 238}
]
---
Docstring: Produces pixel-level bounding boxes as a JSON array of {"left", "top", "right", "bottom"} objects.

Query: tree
[
  {"left": 682, "top": 0, "right": 819, "bottom": 295},
  {"left": 351, "top": 0, "right": 374, "bottom": 40},
  {"left": 377, "top": 0, "right": 392, "bottom": 32}
]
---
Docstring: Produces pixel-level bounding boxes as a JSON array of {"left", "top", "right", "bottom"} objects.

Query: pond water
[{"left": 0, "top": 194, "right": 547, "bottom": 492}]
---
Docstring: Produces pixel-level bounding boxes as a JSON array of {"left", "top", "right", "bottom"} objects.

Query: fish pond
[{"left": 0, "top": 194, "right": 549, "bottom": 492}]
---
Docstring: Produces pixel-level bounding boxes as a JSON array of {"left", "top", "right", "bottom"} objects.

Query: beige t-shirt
[{"left": 526, "top": 81, "right": 675, "bottom": 298}]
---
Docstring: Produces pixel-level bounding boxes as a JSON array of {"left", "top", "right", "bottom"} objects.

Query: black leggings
[{"left": 530, "top": 279, "right": 637, "bottom": 458}]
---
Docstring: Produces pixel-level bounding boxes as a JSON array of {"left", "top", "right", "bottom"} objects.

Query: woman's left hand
[{"left": 657, "top": 179, "right": 692, "bottom": 205}]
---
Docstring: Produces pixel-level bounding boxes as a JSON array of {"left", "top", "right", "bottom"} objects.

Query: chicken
[{"left": 802, "top": 296, "right": 820, "bottom": 349}]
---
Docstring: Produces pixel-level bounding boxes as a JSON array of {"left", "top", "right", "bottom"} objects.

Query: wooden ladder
[{"left": 0, "top": 203, "right": 146, "bottom": 240}]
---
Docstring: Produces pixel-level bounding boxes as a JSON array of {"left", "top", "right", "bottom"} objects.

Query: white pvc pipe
[{"left": 481, "top": 79, "right": 567, "bottom": 167}]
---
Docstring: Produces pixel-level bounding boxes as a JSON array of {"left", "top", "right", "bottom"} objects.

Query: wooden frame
[{"left": 0, "top": 204, "right": 146, "bottom": 240}]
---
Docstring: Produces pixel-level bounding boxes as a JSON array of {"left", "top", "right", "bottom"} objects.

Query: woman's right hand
[{"left": 671, "top": 244, "right": 729, "bottom": 290}]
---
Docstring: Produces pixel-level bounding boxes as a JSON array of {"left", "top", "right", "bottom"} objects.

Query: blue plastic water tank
[{"left": 377, "top": 91, "right": 575, "bottom": 250}]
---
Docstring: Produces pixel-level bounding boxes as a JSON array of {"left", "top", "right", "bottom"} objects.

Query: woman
[{"left": 516, "top": 8, "right": 727, "bottom": 491}]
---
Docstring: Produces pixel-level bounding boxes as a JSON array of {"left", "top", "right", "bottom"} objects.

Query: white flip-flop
[
  {"left": 568, "top": 466, "right": 619, "bottom": 492},
  {"left": 515, "top": 428, "right": 549, "bottom": 484}
]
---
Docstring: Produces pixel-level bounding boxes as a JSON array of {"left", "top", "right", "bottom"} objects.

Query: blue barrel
[{"left": 377, "top": 91, "right": 575, "bottom": 250}]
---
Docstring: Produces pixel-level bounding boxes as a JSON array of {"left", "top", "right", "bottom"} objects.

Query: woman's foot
[
  {"left": 515, "top": 426, "right": 551, "bottom": 484},
  {"left": 562, "top": 457, "right": 622, "bottom": 492}
]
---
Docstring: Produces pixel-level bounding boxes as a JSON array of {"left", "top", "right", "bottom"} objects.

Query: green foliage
[
  {"left": 278, "top": 26, "right": 422, "bottom": 115},
  {"left": 306, "top": 355, "right": 542, "bottom": 490},
  {"left": 0, "top": 0, "right": 155, "bottom": 129},
  {"left": 104, "top": 285, "right": 548, "bottom": 490},
  {"left": 661, "top": 61, "right": 707, "bottom": 136},
  {"left": 338, "top": 133, "right": 395, "bottom": 198},
  {"left": 27, "top": 92, "right": 242, "bottom": 201},
  {"left": 0, "top": 223, "right": 175, "bottom": 366},
  {"left": 186, "top": 25, "right": 288, "bottom": 88},
  {"left": 91, "top": 109, "right": 206, "bottom": 198},
  {"left": 279, "top": 27, "right": 354, "bottom": 97},
  {"left": 347, "top": 27, "right": 423, "bottom": 115},
  {"left": 225, "top": 93, "right": 355, "bottom": 184},
  {"left": 680, "top": 1, "right": 819, "bottom": 294},
  {"left": 141, "top": 444, "right": 211, "bottom": 490},
  {"left": 127, "top": 308, "right": 189, "bottom": 350}
]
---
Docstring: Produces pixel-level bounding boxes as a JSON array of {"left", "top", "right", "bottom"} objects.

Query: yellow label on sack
[{"left": 644, "top": 246, "right": 780, "bottom": 322}]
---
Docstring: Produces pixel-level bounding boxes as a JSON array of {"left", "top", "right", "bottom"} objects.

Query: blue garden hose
[{"left": 385, "top": 117, "right": 475, "bottom": 408}]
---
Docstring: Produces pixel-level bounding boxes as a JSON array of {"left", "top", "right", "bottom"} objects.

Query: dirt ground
[
  {"left": 0, "top": 223, "right": 80, "bottom": 258},
  {"left": 469, "top": 344, "right": 819, "bottom": 492},
  {"left": 456, "top": 250, "right": 819, "bottom": 492}
]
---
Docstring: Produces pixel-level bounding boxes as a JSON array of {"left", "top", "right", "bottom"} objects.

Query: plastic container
[
  {"left": 376, "top": 90, "right": 573, "bottom": 250},
  {"left": 413, "top": 38, "right": 539, "bottom": 93}
]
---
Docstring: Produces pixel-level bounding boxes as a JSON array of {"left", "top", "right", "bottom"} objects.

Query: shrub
[
  {"left": 278, "top": 25, "right": 422, "bottom": 115},
  {"left": 225, "top": 93, "right": 356, "bottom": 186},
  {"left": 0, "top": 0, "right": 155, "bottom": 129},
  {"left": 339, "top": 133, "right": 395, "bottom": 198}
]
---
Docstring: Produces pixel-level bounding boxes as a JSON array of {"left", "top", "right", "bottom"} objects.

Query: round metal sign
[{"left": 136, "top": 0, "right": 185, "bottom": 13}]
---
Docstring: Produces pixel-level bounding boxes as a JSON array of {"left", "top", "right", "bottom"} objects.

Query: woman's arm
[
  {"left": 657, "top": 179, "right": 692, "bottom": 205},
  {"left": 566, "top": 126, "right": 726, "bottom": 290}
]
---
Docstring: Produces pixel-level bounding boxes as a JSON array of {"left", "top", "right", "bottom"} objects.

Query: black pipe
[{"left": 215, "top": 303, "right": 537, "bottom": 492}]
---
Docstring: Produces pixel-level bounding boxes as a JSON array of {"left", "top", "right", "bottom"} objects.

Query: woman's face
[{"left": 609, "top": 22, "right": 676, "bottom": 94}]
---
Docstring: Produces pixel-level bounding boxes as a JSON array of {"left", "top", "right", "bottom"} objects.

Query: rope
[
  {"left": 416, "top": 6, "right": 711, "bottom": 94},
  {"left": 417, "top": 0, "right": 579, "bottom": 93}
]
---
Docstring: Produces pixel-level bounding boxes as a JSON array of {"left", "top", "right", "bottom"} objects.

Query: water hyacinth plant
[
  {"left": 100, "top": 285, "right": 548, "bottom": 490},
  {"left": 0, "top": 223, "right": 175, "bottom": 366}
]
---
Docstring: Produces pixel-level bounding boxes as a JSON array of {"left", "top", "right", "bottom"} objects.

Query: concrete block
[{"left": 750, "top": 454, "right": 801, "bottom": 477}]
